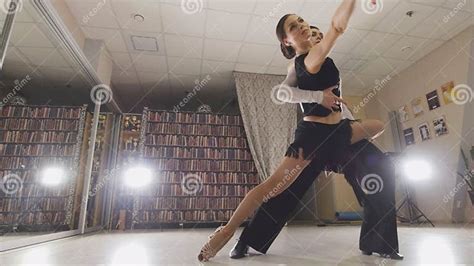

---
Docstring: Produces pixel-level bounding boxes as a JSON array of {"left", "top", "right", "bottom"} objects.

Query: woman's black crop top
[{"left": 295, "top": 53, "right": 341, "bottom": 117}]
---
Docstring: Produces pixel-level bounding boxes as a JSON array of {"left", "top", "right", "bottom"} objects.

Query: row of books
[
  {"left": 0, "top": 157, "right": 73, "bottom": 170},
  {"left": 138, "top": 197, "right": 243, "bottom": 210},
  {"left": 146, "top": 123, "right": 245, "bottom": 137},
  {"left": 136, "top": 210, "right": 236, "bottom": 222},
  {"left": 148, "top": 112, "right": 243, "bottom": 125},
  {"left": 143, "top": 184, "right": 252, "bottom": 197},
  {"left": 0, "top": 211, "right": 66, "bottom": 225},
  {"left": 145, "top": 159, "right": 256, "bottom": 172},
  {"left": 143, "top": 146, "right": 253, "bottom": 160},
  {"left": 0, "top": 144, "right": 75, "bottom": 157},
  {"left": 148, "top": 172, "right": 259, "bottom": 184},
  {"left": 0, "top": 131, "right": 78, "bottom": 143},
  {"left": 3, "top": 183, "right": 68, "bottom": 197},
  {"left": 0, "top": 197, "right": 68, "bottom": 211},
  {"left": 0, "top": 119, "right": 80, "bottom": 131},
  {"left": 145, "top": 135, "right": 248, "bottom": 148},
  {"left": 0, "top": 106, "right": 82, "bottom": 119}
]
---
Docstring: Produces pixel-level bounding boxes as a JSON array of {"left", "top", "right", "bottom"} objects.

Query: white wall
[{"left": 363, "top": 26, "right": 473, "bottom": 223}]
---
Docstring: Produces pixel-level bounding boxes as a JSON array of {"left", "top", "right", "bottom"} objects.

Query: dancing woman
[
  {"left": 199, "top": 0, "right": 400, "bottom": 261},
  {"left": 228, "top": 25, "right": 402, "bottom": 260},
  {"left": 276, "top": 25, "right": 383, "bottom": 138}
]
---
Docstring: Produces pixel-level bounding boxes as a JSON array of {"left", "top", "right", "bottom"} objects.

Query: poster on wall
[
  {"left": 426, "top": 90, "right": 441, "bottom": 110},
  {"left": 418, "top": 122, "right": 431, "bottom": 141},
  {"left": 403, "top": 128, "right": 415, "bottom": 146},
  {"left": 440, "top": 81, "right": 454, "bottom": 105},
  {"left": 411, "top": 97, "right": 424, "bottom": 118},
  {"left": 433, "top": 116, "right": 448, "bottom": 137},
  {"left": 398, "top": 105, "right": 409, "bottom": 122}
]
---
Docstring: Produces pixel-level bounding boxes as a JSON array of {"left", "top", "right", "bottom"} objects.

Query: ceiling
[
  {"left": 1, "top": 0, "right": 473, "bottom": 112},
  {"left": 0, "top": 0, "right": 93, "bottom": 107}
]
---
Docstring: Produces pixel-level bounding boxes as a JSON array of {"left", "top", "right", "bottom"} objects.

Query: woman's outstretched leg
[{"left": 198, "top": 152, "right": 312, "bottom": 261}]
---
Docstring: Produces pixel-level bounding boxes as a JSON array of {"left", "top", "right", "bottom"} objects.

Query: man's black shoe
[{"left": 229, "top": 240, "right": 249, "bottom": 259}]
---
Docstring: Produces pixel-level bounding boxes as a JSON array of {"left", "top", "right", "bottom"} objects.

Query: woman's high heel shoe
[{"left": 198, "top": 226, "right": 234, "bottom": 262}]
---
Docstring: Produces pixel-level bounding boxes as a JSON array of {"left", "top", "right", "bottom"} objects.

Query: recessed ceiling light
[
  {"left": 131, "top": 35, "right": 159, "bottom": 52},
  {"left": 133, "top": 14, "right": 145, "bottom": 23},
  {"left": 401, "top": 46, "right": 413, "bottom": 52}
]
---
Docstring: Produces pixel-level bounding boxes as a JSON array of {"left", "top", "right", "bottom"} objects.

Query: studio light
[
  {"left": 392, "top": 155, "right": 435, "bottom": 226},
  {"left": 124, "top": 166, "right": 152, "bottom": 188},
  {"left": 402, "top": 159, "right": 432, "bottom": 181},
  {"left": 41, "top": 167, "right": 65, "bottom": 186}
]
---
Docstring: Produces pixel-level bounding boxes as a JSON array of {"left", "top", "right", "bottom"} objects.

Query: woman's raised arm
[{"left": 305, "top": 0, "right": 357, "bottom": 74}]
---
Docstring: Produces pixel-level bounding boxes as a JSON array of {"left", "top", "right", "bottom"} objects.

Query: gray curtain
[{"left": 233, "top": 71, "right": 297, "bottom": 181}]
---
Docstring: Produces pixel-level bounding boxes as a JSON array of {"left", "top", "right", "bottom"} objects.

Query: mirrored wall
[{"left": 0, "top": 0, "right": 110, "bottom": 251}]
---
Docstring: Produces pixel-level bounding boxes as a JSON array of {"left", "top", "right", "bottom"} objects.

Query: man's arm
[
  {"left": 276, "top": 64, "right": 324, "bottom": 103},
  {"left": 339, "top": 80, "right": 355, "bottom": 120}
]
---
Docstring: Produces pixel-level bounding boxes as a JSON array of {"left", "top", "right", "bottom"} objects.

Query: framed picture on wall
[
  {"left": 411, "top": 97, "right": 424, "bottom": 118},
  {"left": 426, "top": 90, "right": 441, "bottom": 110},
  {"left": 398, "top": 105, "right": 409, "bottom": 122},
  {"left": 433, "top": 116, "right": 448, "bottom": 137},
  {"left": 440, "top": 81, "right": 455, "bottom": 105},
  {"left": 418, "top": 122, "right": 431, "bottom": 141},
  {"left": 403, "top": 128, "right": 415, "bottom": 146}
]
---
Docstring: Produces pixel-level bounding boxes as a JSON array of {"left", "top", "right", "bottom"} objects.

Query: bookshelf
[
  {"left": 133, "top": 108, "right": 259, "bottom": 228},
  {"left": 0, "top": 105, "right": 87, "bottom": 232}
]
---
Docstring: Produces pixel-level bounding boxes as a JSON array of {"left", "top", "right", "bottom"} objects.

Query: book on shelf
[
  {"left": 145, "top": 135, "right": 248, "bottom": 148},
  {"left": 1, "top": 106, "right": 82, "bottom": 119},
  {"left": 147, "top": 111, "right": 243, "bottom": 126},
  {"left": 0, "top": 119, "right": 80, "bottom": 132},
  {"left": 146, "top": 123, "right": 244, "bottom": 137},
  {"left": 143, "top": 146, "right": 252, "bottom": 160}
]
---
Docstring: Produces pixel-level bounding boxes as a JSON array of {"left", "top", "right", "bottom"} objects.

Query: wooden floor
[{"left": 1, "top": 224, "right": 473, "bottom": 265}]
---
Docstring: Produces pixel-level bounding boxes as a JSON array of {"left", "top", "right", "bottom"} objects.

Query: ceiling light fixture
[
  {"left": 133, "top": 14, "right": 145, "bottom": 23},
  {"left": 401, "top": 45, "right": 413, "bottom": 52}
]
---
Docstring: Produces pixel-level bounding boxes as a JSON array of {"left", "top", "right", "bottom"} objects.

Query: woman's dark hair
[{"left": 276, "top": 14, "right": 296, "bottom": 59}]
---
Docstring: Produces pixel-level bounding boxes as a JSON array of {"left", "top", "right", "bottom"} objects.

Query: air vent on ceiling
[{"left": 131, "top": 35, "right": 159, "bottom": 52}]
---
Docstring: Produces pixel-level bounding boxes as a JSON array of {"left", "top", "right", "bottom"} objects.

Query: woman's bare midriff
[{"left": 303, "top": 111, "right": 342, "bottom": 124}]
